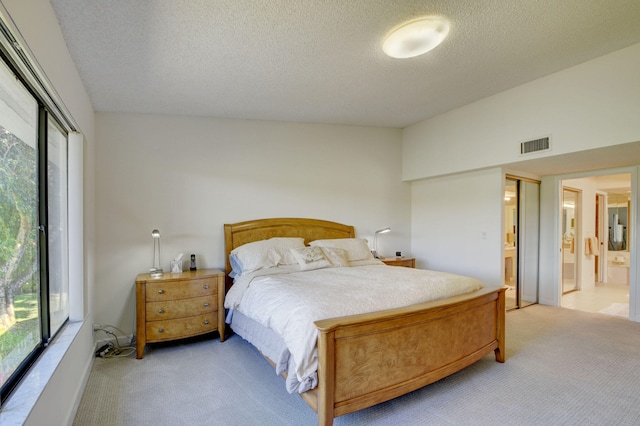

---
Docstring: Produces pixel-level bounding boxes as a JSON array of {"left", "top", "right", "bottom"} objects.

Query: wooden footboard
[{"left": 313, "top": 286, "right": 506, "bottom": 426}]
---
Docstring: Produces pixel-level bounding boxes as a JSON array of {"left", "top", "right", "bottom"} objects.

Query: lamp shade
[
  {"left": 150, "top": 229, "right": 163, "bottom": 277},
  {"left": 373, "top": 227, "right": 391, "bottom": 258}
]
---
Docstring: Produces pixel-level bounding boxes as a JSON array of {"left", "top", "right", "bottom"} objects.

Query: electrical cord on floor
[{"left": 94, "top": 324, "right": 136, "bottom": 358}]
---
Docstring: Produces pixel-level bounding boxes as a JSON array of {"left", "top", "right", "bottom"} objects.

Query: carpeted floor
[{"left": 73, "top": 305, "right": 640, "bottom": 425}]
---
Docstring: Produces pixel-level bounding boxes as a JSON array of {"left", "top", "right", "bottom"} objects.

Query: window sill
[{"left": 0, "top": 320, "right": 83, "bottom": 425}]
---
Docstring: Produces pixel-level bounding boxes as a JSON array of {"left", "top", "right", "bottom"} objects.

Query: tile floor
[
  {"left": 506, "top": 281, "right": 630, "bottom": 319},
  {"left": 562, "top": 281, "right": 630, "bottom": 318}
]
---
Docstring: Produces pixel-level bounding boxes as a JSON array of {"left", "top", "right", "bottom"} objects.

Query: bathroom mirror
[
  {"left": 562, "top": 190, "right": 576, "bottom": 247},
  {"left": 608, "top": 191, "right": 629, "bottom": 251},
  {"left": 562, "top": 188, "right": 578, "bottom": 294}
]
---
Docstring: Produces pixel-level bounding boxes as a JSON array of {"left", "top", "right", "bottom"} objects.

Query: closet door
[{"left": 519, "top": 180, "right": 540, "bottom": 307}]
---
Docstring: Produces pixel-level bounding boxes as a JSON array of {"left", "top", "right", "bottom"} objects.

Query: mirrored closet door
[{"left": 504, "top": 176, "right": 540, "bottom": 310}]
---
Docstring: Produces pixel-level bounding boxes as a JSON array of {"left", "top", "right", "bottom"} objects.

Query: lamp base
[{"left": 149, "top": 268, "right": 163, "bottom": 278}]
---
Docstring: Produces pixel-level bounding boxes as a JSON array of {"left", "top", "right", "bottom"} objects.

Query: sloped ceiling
[{"left": 50, "top": 0, "right": 640, "bottom": 128}]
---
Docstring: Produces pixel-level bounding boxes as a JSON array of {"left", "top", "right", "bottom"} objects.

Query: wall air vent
[{"left": 520, "top": 137, "right": 550, "bottom": 155}]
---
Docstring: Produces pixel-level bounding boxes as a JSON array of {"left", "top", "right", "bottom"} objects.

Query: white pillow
[
  {"left": 276, "top": 243, "right": 303, "bottom": 265},
  {"left": 309, "top": 238, "right": 374, "bottom": 262},
  {"left": 230, "top": 237, "right": 305, "bottom": 276},
  {"left": 319, "top": 247, "right": 349, "bottom": 267},
  {"left": 290, "top": 246, "right": 331, "bottom": 271}
]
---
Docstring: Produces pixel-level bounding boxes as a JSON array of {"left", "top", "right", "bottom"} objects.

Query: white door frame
[{"left": 595, "top": 190, "right": 608, "bottom": 283}]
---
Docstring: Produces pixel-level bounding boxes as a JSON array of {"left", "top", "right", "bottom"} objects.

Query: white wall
[
  {"left": 94, "top": 112, "right": 410, "bottom": 332},
  {"left": 404, "top": 42, "right": 640, "bottom": 321},
  {"left": 403, "top": 42, "right": 640, "bottom": 181},
  {"left": 411, "top": 168, "right": 504, "bottom": 286},
  {"left": 1, "top": 0, "right": 96, "bottom": 424}
]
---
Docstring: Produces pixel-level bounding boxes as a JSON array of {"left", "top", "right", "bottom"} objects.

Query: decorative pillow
[
  {"left": 309, "top": 238, "right": 374, "bottom": 262},
  {"left": 276, "top": 244, "right": 303, "bottom": 266},
  {"left": 319, "top": 247, "right": 349, "bottom": 267},
  {"left": 290, "top": 246, "right": 331, "bottom": 271},
  {"left": 230, "top": 237, "right": 305, "bottom": 276}
]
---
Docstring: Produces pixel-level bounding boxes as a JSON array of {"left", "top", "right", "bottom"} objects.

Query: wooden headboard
[{"left": 223, "top": 218, "right": 355, "bottom": 286}]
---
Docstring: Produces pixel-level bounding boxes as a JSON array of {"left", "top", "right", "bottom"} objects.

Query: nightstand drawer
[
  {"left": 146, "top": 277, "right": 215, "bottom": 301},
  {"left": 145, "top": 295, "right": 217, "bottom": 321},
  {"left": 146, "top": 313, "right": 218, "bottom": 342},
  {"left": 380, "top": 257, "right": 415, "bottom": 268}
]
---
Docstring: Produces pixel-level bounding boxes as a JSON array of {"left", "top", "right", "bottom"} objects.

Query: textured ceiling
[{"left": 50, "top": 0, "right": 640, "bottom": 128}]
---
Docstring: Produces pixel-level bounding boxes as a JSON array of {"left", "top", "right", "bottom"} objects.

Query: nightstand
[
  {"left": 380, "top": 257, "right": 415, "bottom": 268},
  {"left": 135, "top": 268, "right": 225, "bottom": 359}
]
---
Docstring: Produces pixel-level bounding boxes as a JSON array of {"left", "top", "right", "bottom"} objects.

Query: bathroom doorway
[{"left": 560, "top": 173, "right": 631, "bottom": 319}]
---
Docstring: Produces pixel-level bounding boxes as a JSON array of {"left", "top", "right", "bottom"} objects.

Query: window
[
  {"left": 47, "top": 120, "right": 69, "bottom": 333},
  {"left": 0, "top": 51, "right": 70, "bottom": 403}
]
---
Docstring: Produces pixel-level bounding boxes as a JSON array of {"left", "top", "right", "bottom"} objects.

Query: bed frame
[{"left": 224, "top": 218, "right": 506, "bottom": 426}]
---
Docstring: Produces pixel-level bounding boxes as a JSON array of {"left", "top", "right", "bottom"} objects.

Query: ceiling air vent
[{"left": 520, "top": 137, "right": 550, "bottom": 155}]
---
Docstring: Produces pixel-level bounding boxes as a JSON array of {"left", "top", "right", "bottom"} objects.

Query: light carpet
[{"left": 73, "top": 305, "right": 640, "bottom": 425}]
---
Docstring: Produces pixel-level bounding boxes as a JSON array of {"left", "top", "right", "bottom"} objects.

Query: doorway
[{"left": 560, "top": 173, "right": 631, "bottom": 319}]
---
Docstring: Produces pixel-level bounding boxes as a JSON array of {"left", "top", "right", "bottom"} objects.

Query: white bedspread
[{"left": 225, "top": 263, "right": 484, "bottom": 392}]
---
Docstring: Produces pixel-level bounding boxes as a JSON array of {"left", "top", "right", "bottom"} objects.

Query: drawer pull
[
  {"left": 158, "top": 309, "right": 164, "bottom": 314},
  {"left": 203, "top": 285, "right": 209, "bottom": 289},
  {"left": 158, "top": 289, "right": 164, "bottom": 294},
  {"left": 204, "top": 303, "right": 209, "bottom": 307},
  {"left": 204, "top": 320, "right": 209, "bottom": 325},
  {"left": 158, "top": 328, "right": 164, "bottom": 333}
]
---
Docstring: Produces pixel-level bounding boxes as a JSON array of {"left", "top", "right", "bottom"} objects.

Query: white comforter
[{"left": 225, "top": 262, "right": 484, "bottom": 392}]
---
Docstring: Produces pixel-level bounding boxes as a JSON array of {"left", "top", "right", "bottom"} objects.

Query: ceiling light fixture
[{"left": 382, "top": 16, "right": 450, "bottom": 59}]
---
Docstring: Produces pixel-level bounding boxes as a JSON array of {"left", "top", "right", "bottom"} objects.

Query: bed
[{"left": 224, "top": 218, "right": 505, "bottom": 426}]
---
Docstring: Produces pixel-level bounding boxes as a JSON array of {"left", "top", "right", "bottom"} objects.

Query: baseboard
[{"left": 65, "top": 344, "right": 95, "bottom": 426}]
